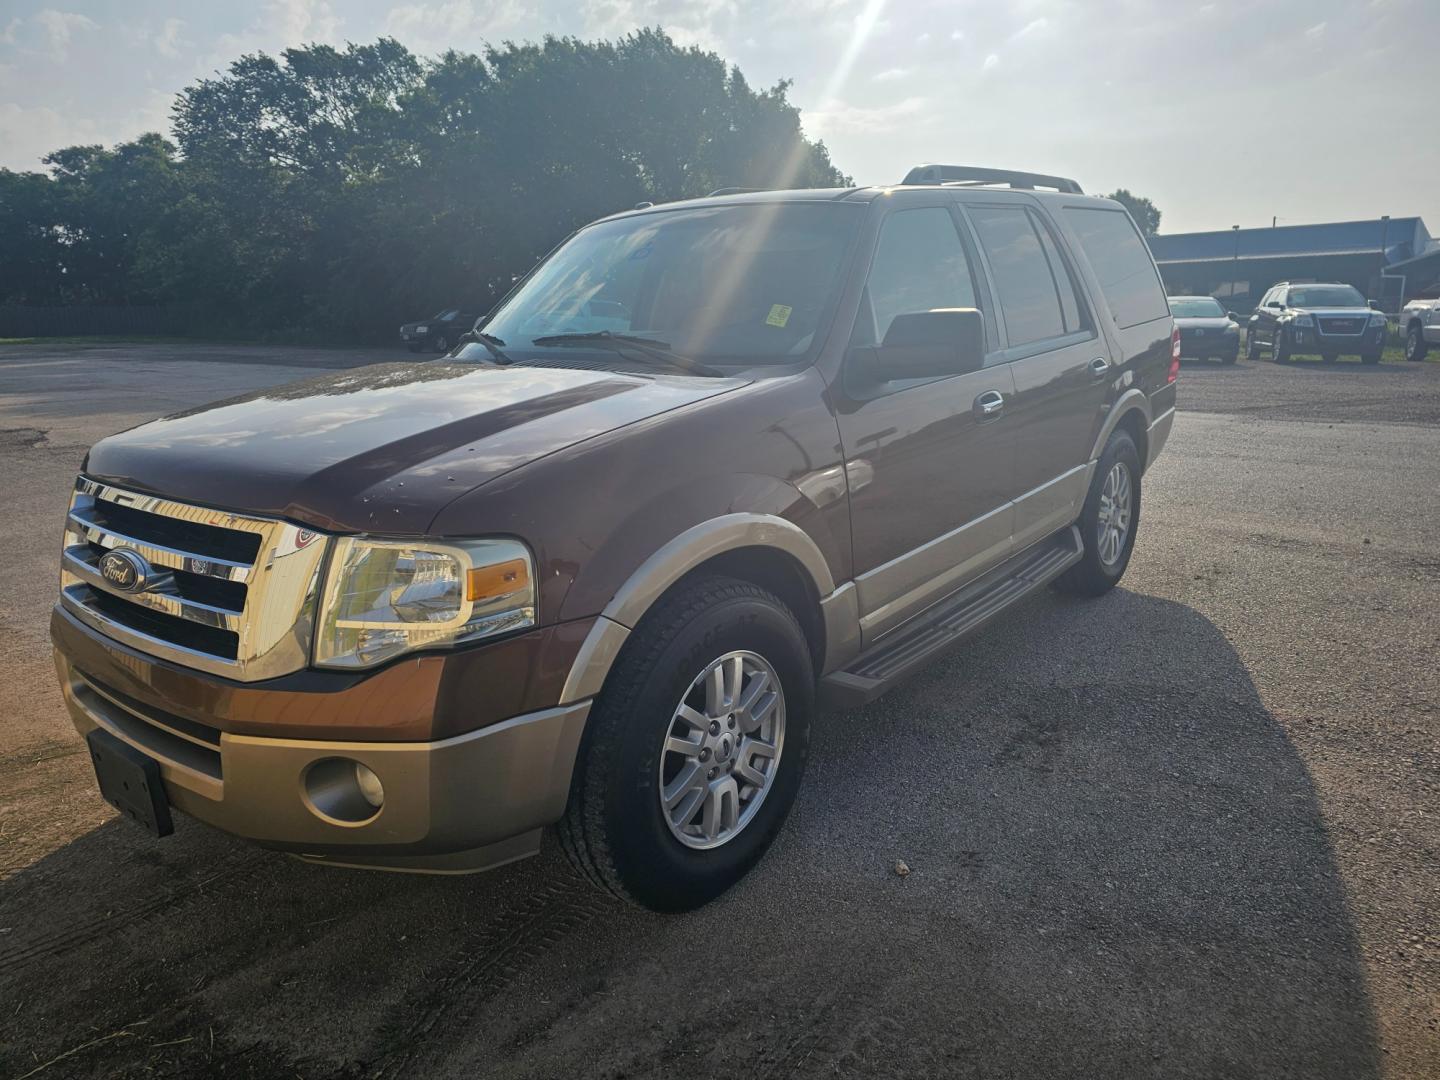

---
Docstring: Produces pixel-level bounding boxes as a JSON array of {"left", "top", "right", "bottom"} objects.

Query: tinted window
[
  {"left": 1170, "top": 298, "right": 1226, "bottom": 317},
  {"left": 856, "top": 207, "right": 978, "bottom": 345},
  {"left": 1063, "top": 207, "right": 1170, "bottom": 328},
  {"left": 970, "top": 206, "right": 1074, "bottom": 346}
]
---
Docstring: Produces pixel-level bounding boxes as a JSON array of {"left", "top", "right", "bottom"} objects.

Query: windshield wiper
[
  {"left": 528, "top": 331, "right": 722, "bottom": 377},
  {"left": 455, "top": 330, "right": 514, "bottom": 364}
]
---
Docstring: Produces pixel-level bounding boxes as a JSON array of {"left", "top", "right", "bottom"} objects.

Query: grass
[{"left": 1236, "top": 328, "right": 1423, "bottom": 365}]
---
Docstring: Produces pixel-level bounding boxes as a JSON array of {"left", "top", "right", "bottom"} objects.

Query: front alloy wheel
[
  {"left": 659, "top": 651, "right": 785, "bottom": 849},
  {"left": 1095, "top": 461, "right": 1133, "bottom": 567}
]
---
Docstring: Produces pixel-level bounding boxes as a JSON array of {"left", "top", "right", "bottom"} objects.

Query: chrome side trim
[
  {"left": 601, "top": 513, "right": 837, "bottom": 630},
  {"left": 856, "top": 502, "right": 1014, "bottom": 642}
]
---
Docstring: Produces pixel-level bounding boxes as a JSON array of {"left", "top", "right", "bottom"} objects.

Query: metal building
[{"left": 1147, "top": 217, "right": 1435, "bottom": 313}]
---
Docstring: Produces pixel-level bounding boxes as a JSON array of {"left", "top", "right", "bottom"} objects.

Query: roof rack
[{"left": 900, "top": 164, "right": 1083, "bottom": 194}]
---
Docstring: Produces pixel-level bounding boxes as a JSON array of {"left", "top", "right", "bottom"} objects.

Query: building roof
[{"left": 1149, "top": 218, "right": 1427, "bottom": 265}]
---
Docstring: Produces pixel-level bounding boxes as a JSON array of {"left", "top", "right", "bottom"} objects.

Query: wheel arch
[
  {"left": 1089, "top": 388, "right": 1153, "bottom": 468},
  {"left": 559, "top": 515, "right": 858, "bottom": 705}
]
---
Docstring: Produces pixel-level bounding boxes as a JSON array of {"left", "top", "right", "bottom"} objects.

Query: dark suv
[
  {"left": 52, "top": 164, "right": 1177, "bottom": 911},
  {"left": 400, "top": 308, "right": 481, "bottom": 353},
  {"left": 1246, "top": 282, "right": 1387, "bottom": 364}
]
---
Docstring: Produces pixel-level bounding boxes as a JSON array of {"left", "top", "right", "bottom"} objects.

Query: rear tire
[
  {"left": 1054, "top": 428, "right": 1141, "bottom": 598},
  {"left": 1222, "top": 348, "right": 1238, "bottom": 365},
  {"left": 1321, "top": 351, "right": 1338, "bottom": 363},
  {"left": 1361, "top": 350, "right": 1382, "bottom": 365},
  {"left": 1406, "top": 324, "right": 1428, "bottom": 362},
  {"left": 1246, "top": 330, "right": 1260, "bottom": 361},
  {"left": 558, "top": 575, "right": 813, "bottom": 912},
  {"left": 433, "top": 334, "right": 450, "bottom": 354}
]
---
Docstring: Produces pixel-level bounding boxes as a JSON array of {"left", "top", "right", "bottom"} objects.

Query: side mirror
[
  {"left": 1367, "top": 299, "right": 1381, "bottom": 310},
  {"left": 1226, "top": 311, "right": 1239, "bottom": 321},
  {"left": 852, "top": 308, "right": 986, "bottom": 382}
]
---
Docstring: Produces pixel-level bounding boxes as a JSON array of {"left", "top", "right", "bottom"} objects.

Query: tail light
[{"left": 1168, "top": 325, "right": 1181, "bottom": 383}]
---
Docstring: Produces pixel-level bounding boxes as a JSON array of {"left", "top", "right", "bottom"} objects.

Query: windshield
[
  {"left": 433, "top": 309, "right": 458, "bottom": 320},
  {"left": 1169, "top": 298, "right": 1225, "bottom": 318},
  {"left": 1287, "top": 286, "right": 1365, "bottom": 308},
  {"left": 479, "top": 203, "right": 862, "bottom": 366}
]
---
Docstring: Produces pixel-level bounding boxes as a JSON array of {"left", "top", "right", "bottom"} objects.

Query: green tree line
[{"left": 0, "top": 30, "right": 847, "bottom": 342}]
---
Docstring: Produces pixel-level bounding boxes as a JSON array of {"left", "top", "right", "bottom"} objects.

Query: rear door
[{"left": 964, "top": 200, "right": 1109, "bottom": 550}]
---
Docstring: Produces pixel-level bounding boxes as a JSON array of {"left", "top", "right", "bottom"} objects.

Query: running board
[{"left": 818, "top": 526, "right": 1083, "bottom": 710}]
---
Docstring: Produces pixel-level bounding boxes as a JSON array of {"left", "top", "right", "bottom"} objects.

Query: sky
[{"left": 1, "top": 0, "right": 1436, "bottom": 236}]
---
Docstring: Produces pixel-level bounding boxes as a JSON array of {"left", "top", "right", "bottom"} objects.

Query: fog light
[
  {"left": 304, "top": 757, "right": 384, "bottom": 824},
  {"left": 355, "top": 763, "right": 384, "bottom": 808}
]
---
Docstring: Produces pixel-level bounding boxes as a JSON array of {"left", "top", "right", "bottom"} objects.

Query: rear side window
[
  {"left": 1063, "top": 207, "right": 1169, "bottom": 328},
  {"left": 970, "top": 206, "right": 1085, "bottom": 347}
]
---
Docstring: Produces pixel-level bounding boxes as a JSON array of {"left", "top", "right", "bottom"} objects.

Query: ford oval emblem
[{"left": 97, "top": 549, "right": 150, "bottom": 593}]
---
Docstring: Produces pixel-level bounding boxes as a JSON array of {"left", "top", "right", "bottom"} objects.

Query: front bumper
[
  {"left": 53, "top": 606, "right": 590, "bottom": 873},
  {"left": 1287, "top": 323, "right": 1386, "bottom": 354}
]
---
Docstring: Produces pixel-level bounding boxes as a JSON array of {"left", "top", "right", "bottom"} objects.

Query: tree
[
  {"left": 1106, "top": 189, "right": 1162, "bottom": 236},
  {"left": 4, "top": 29, "right": 849, "bottom": 342}
]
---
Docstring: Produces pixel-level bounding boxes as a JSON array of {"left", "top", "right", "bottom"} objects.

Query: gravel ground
[{"left": 0, "top": 345, "right": 1436, "bottom": 1079}]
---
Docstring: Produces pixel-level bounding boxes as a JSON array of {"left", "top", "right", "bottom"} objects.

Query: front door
[{"left": 834, "top": 203, "right": 1016, "bottom": 642}]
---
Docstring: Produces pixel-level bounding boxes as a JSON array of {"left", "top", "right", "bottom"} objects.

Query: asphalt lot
[{"left": 0, "top": 343, "right": 1436, "bottom": 1079}]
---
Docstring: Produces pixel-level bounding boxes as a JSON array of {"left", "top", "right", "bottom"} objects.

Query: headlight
[
  {"left": 1224, "top": 324, "right": 1239, "bottom": 335},
  {"left": 315, "top": 537, "right": 535, "bottom": 669},
  {"left": 1369, "top": 313, "right": 1387, "bottom": 328},
  {"left": 1294, "top": 314, "right": 1314, "bottom": 327},
  {"left": 415, "top": 325, "right": 428, "bottom": 334}
]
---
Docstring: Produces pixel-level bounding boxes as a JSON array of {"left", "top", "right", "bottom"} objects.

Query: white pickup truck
[{"left": 1402, "top": 283, "right": 1440, "bottom": 362}]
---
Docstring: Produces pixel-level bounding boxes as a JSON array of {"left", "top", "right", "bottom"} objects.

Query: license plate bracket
[{"left": 86, "top": 728, "right": 174, "bottom": 837}]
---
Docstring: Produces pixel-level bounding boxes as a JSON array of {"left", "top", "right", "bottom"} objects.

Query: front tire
[
  {"left": 1406, "top": 324, "right": 1428, "bottom": 362},
  {"left": 1055, "top": 429, "right": 1141, "bottom": 597},
  {"left": 432, "top": 334, "right": 450, "bottom": 354},
  {"left": 558, "top": 575, "right": 813, "bottom": 912},
  {"left": 1246, "top": 329, "right": 1261, "bottom": 361},
  {"left": 1361, "top": 349, "right": 1382, "bottom": 365},
  {"left": 1273, "top": 327, "right": 1292, "bottom": 363}
]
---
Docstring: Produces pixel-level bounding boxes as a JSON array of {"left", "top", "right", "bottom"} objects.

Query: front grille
[
  {"left": 1318, "top": 317, "right": 1364, "bottom": 336},
  {"left": 59, "top": 477, "right": 331, "bottom": 682}
]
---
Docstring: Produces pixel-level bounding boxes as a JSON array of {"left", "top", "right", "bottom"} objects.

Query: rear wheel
[
  {"left": 1246, "top": 329, "right": 1261, "bottom": 361},
  {"left": 1054, "top": 428, "right": 1141, "bottom": 597},
  {"left": 1221, "top": 348, "right": 1238, "bottom": 365},
  {"left": 1406, "top": 324, "right": 1428, "bottom": 362},
  {"left": 558, "top": 575, "right": 813, "bottom": 912}
]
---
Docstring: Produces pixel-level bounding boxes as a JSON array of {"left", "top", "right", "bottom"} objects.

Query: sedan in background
[
  {"left": 1169, "top": 295, "right": 1240, "bottom": 364},
  {"left": 400, "top": 309, "right": 481, "bottom": 353}
]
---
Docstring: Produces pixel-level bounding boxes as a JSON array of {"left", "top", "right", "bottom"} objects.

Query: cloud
[
  {"left": 871, "top": 66, "right": 908, "bottom": 82},
  {"left": 384, "top": 0, "right": 526, "bottom": 53},
  {"left": 982, "top": 52, "right": 999, "bottom": 70},
  {"left": 211, "top": 0, "right": 341, "bottom": 64},
  {"left": 1305, "top": 21, "right": 1326, "bottom": 37},
  {"left": 1014, "top": 16, "right": 1048, "bottom": 37},
  {"left": 0, "top": 101, "right": 101, "bottom": 164},
  {"left": 153, "top": 18, "right": 186, "bottom": 59},
  {"left": 950, "top": 29, "right": 964, "bottom": 41},
  {"left": 805, "top": 94, "right": 930, "bottom": 136},
  {"left": 1, "top": 9, "right": 99, "bottom": 60}
]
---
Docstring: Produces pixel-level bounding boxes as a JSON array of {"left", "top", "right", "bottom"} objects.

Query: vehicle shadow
[{"left": 0, "top": 590, "right": 1380, "bottom": 1079}]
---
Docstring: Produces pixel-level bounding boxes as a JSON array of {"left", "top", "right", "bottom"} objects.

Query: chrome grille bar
[{"left": 59, "top": 476, "right": 331, "bottom": 682}]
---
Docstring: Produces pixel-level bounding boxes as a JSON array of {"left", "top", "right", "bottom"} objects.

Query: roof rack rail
[{"left": 900, "top": 164, "right": 1083, "bottom": 194}]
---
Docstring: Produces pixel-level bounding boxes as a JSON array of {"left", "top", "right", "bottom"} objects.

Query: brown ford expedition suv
[{"left": 54, "top": 164, "right": 1177, "bottom": 912}]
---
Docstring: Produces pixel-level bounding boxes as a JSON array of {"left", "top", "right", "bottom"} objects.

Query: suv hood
[
  {"left": 84, "top": 362, "right": 747, "bottom": 533},
  {"left": 1286, "top": 307, "right": 1374, "bottom": 318}
]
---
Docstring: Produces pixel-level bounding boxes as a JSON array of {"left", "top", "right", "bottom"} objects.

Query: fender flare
[
  {"left": 1088, "top": 388, "right": 1153, "bottom": 463},
  {"left": 558, "top": 513, "right": 840, "bottom": 704}
]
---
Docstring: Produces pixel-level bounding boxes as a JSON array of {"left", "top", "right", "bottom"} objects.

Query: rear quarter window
[{"left": 1063, "top": 207, "right": 1170, "bottom": 328}]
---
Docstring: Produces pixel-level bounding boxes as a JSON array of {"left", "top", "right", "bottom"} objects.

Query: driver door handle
[
  {"left": 974, "top": 390, "right": 1005, "bottom": 419},
  {"left": 1088, "top": 357, "right": 1111, "bottom": 377}
]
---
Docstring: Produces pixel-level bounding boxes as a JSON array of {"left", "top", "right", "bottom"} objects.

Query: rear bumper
[
  {"left": 53, "top": 609, "right": 590, "bottom": 874},
  {"left": 1178, "top": 332, "right": 1238, "bottom": 359}
]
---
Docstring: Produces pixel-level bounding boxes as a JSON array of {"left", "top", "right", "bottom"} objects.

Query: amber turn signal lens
[{"left": 466, "top": 558, "right": 529, "bottom": 601}]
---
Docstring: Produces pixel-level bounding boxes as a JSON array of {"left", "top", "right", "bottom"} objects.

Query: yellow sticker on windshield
[{"left": 765, "top": 304, "right": 793, "bottom": 328}]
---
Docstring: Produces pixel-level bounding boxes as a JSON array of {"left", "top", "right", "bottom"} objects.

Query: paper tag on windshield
[{"left": 765, "top": 304, "right": 793, "bottom": 328}]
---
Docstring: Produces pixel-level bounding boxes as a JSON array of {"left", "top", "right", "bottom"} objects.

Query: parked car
[
  {"left": 1169, "top": 295, "right": 1240, "bottom": 364},
  {"left": 400, "top": 308, "right": 481, "bottom": 353},
  {"left": 52, "top": 164, "right": 1177, "bottom": 912},
  {"left": 1401, "top": 282, "right": 1440, "bottom": 362},
  {"left": 1246, "top": 282, "right": 1387, "bottom": 364}
]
